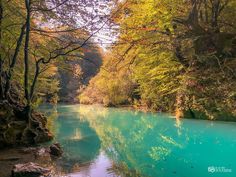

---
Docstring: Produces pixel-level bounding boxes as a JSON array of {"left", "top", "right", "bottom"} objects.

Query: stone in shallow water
[
  {"left": 12, "top": 162, "right": 52, "bottom": 177},
  {"left": 35, "top": 147, "right": 52, "bottom": 162},
  {"left": 49, "top": 143, "right": 63, "bottom": 157}
]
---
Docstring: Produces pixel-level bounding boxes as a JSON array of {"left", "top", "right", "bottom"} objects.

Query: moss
[
  {"left": 213, "top": 111, "right": 236, "bottom": 122},
  {"left": 183, "top": 109, "right": 209, "bottom": 120},
  {"left": 3, "top": 127, "right": 17, "bottom": 145},
  {"left": 182, "top": 109, "right": 236, "bottom": 122},
  {"left": 0, "top": 101, "right": 53, "bottom": 148}
]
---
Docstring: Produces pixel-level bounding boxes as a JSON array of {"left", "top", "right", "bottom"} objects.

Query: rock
[
  {"left": 9, "top": 121, "right": 27, "bottom": 129},
  {"left": 0, "top": 101, "right": 54, "bottom": 148},
  {"left": 32, "top": 112, "right": 47, "bottom": 127},
  {"left": 49, "top": 143, "right": 63, "bottom": 157},
  {"left": 12, "top": 162, "right": 52, "bottom": 177},
  {"left": 34, "top": 127, "right": 53, "bottom": 144},
  {"left": 36, "top": 147, "right": 48, "bottom": 157},
  {"left": 35, "top": 147, "right": 52, "bottom": 162},
  {"left": 19, "top": 147, "right": 38, "bottom": 154},
  {"left": 22, "top": 128, "right": 37, "bottom": 144},
  {"left": 0, "top": 157, "right": 20, "bottom": 161}
]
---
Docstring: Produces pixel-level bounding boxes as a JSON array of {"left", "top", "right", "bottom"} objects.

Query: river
[{"left": 40, "top": 104, "right": 236, "bottom": 177}]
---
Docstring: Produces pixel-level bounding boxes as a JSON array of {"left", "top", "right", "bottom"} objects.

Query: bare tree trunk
[
  {"left": 4, "top": 23, "right": 25, "bottom": 99},
  {"left": 30, "top": 60, "right": 41, "bottom": 101},
  {"left": 204, "top": 0, "right": 208, "bottom": 23},
  {"left": 24, "top": 0, "right": 31, "bottom": 120},
  {"left": 211, "top": 0, "right": 220, "bottom": 32},
  {"left": 189, "top": 0, "right": 199, "bottom": 26},
  {"left": 0, "top": 0, "right": 4, "bottom": 100}
]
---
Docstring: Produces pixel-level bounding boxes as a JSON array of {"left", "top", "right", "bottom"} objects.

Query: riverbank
[
  {"left": 0, "top": 101, "right": 53, "bottom": 148},
  {"left": 0, "top": 100, "right": 59, "bottom": 176},
  {"left": 0, "top": 145, "right": 63, "bottom": 177},
  {"left": 1, "top": 102, "right": 235, "bottom": 177},
  {"left": 78, "top": 102, "right": 236, "bottom": 122}
]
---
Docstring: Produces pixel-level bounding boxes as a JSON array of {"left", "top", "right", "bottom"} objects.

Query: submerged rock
[
  {"left": 12, "top": 162, "right": 52, "bottom": 177},
  {"left": 49, "top": 143, "right": 63, "bottom": 157}
]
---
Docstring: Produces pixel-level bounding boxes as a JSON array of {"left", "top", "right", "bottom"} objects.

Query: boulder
[
  {"left": 35, "top": 147, "right": 52, "bottom": 162},
  {"left": 49, "top": 143, "right": 63, "bottom": 157},
  {"left": 12, "top": 162, "right": 52, "bottom": 177},
  {"left": 36, "top": 147, "right": 48, "bottom": 157}
]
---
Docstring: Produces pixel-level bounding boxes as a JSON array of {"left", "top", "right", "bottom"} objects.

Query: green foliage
[
  {"left": 80, "top": 56, "right": 135, "bottom": 106},
  {"left": 82, "top": 0, "right": 236, "bottom": 120},
  {"left": 0, "top": 0, "right": 97, "bottom": 106}
]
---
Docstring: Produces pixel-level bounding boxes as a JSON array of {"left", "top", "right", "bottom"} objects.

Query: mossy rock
[
  {"left": 0, "top": 101, "right": 53, "bottom": 147},
  {"left": 9, "top": 121, "right": 27, "bottom": 130},
  {"left": 183, "top": 109, "right": 209, "bottom": 120},
  {"left": 213, "top": 111, "right": 236, "bottom": 122},
  {"left": 3, "top": 126, "right": 17, "bottom": 145},
  {"left": 22, "top": 128, "right": 38, "bottom": 144},
  {"left": 0, "top": 102, "right": 14, "bottom": 121},
  {"left": 183, "top": 109, "right": 236, "bottom": 122}
]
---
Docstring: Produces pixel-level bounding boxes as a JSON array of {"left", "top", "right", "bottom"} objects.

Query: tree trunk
[
  {"left": 204, "top": 0, "right": 208, "bottom": 23},
  {"left": 211, "top": 0, "right": 220, "bottom": 32},
  {"left": 0, "top": 0, "right": 4, "bottom": 100},
  {"left": 24, "top": 0, "right": 31, "bottom": 120},
  {"left": 30, "top": 60, "right": 41, "bottom": 101},
  {"left": 4, "top": 23, "right": 26, "bottom": 99}
]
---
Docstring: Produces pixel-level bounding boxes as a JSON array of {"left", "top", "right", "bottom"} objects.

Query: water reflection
[
  {"left": 41, "top": 104, "right": 101, "bottom": 173},
  {"left": 40, "top": 104, "right": 236, "bottom": 177}
]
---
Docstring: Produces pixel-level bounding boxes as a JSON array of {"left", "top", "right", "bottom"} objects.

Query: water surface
[{"left": 40, "top": 104, "right": 236, "bottom": 177}]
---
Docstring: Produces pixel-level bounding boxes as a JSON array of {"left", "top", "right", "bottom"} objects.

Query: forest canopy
[
  {"left": 0, "top": 0, "right": 115, "bottom": 109},
  {"left": 80, "top": 0, "right": 236, "bottom": 121}
]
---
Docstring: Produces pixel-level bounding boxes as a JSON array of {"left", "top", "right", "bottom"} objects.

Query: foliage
[
  {"left": 80, "top": 53, "right": 136, "bottom": 106},
  {"left": 81, "top": 0, "right": 236, "bottom": 120},
  {"left": 0, "top": 0, "right": 111, "bottom": 109}
]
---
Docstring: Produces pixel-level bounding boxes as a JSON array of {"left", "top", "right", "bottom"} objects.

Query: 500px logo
[
  {"left": 208, "top": 166, "right": 232, "bottom": 173},
  {"left": 208, "top": 166, "right": 216, "bottom": 173}
]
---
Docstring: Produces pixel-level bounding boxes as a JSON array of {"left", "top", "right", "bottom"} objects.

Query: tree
[
  {"left": 81, "top": 0, "right": 236, "bottom": 120},
  {"left": 0, "top": 0, "right": 132, "bottom": 124}
]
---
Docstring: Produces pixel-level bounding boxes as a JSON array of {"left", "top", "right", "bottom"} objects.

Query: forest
[
  {"left": 80, "top": 0, "right": 236, "bottom": 121},
  {"left": 0, "top": 0, "right": 236, "bottom": 177}
]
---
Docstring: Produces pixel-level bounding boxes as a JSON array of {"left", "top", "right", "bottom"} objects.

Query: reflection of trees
[
  {"left": 77, "top": 105, "right": 186, "bottom": 176},
  {"left": 56, "top": 110, "right": 101, "bottom": 162},
  {"left": 107, "top": 162, "right": 143, "bottom": 177},
  {"left": 38, "top": 104, "right": 59, "bottom": 136},
  {"left": 40, "top": 104, "right": 101, "bottom": 172},
  {"left": 40, "top": 104, "right": 234, "bottom": 177}
]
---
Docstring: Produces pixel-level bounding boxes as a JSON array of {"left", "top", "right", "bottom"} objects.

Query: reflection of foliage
[
  {"left": 148, "top": 147, "right": 170, "bottom": 161},
  {"left": 76, "top": 105, "right": 185, "bottom": 176},
  {"left": 39, "top": 104, "right": 101, "bottom": 172},
  {"left": 107, "top": 162, "right": 144, "bottom": 177},
  {"left": 40, "top": 104, "right": 236, "bottom": 177},
  {"left": 160, "top": 135, "right": 182, "bottom": 148},
  {"left": 46, "top": 109, "right": 58, "bottom": 135},
  {"left": 38, "top": 104, "right": 59, "bottom": 136}
]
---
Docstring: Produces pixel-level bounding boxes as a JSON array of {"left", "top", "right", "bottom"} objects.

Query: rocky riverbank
[
  {"left": 0, "top": 144, "right": 63, "bottom": 177},
  {"left": 0, "top": 100, "right": 60, "bottom": 176},
  {"left": 0, "top": 101, "right": 53, "bottom": 148}
]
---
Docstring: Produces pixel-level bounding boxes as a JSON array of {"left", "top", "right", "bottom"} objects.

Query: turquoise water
[{"left": 40, "top": 104, "right": 236, "bottom": 177}]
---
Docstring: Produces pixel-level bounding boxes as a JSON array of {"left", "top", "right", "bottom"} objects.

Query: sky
[{"left": 41, "top": 0, "right": 119, "bottom": 50}]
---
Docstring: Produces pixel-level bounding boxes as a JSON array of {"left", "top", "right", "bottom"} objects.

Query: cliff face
[{"left": 58, "top": 46, "right": 102, "bottom": 103}]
